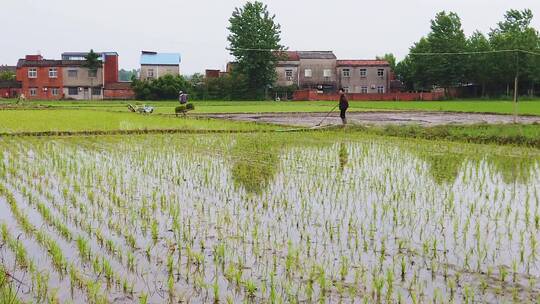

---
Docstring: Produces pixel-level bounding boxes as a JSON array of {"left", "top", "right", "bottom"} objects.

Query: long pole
[
  {"left": 316, "top": 104, "right": 339, "bottom": 126},
  {"left": 513, "top": 51, "right": 519, "bottom": 123}
]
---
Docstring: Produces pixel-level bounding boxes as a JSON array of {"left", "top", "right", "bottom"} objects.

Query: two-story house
[
  {"left": 274, "top": 52, "right": 392, "bottom": 95},
  {"left": 297, "top": 51, "right": 337, "bottom": 93},
  {"left": 140, "top": 51, "right": 181, "bottom": 80},
  {"left": 62, "top": 60, "right": 104, "bottom": 100},
  {"left": 16, "top": 52, "right": 126, "bottom": 100},
  {"left": 16, "top": 55, "right": 64, "bottom": 100},
  {"left": 275, "top": 51, "right": 300, "bottom": 88},
  {"left": 337, "top": 60, "right": 391, "bottom": 94}
]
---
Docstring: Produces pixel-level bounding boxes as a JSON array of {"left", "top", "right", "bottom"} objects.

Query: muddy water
[
  {"left": 0, "top": 134, "right": 539, "bottom": 303},
  {"left": 202, "top": 111, "right": 540, "bottom": 126}
]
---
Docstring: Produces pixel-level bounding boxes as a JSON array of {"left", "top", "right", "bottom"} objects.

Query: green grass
[
  {"left": 2, "top": 100, "right": 540, "bottom": 148},
  {"left": 357, "top": 123, "right": 540, "bottom": 148},
  {"left": 3, "top": 99, "right": 540, "bottom": 115},
  {"left": 0, "top": 109, "right": 278, "bottom": 134}
]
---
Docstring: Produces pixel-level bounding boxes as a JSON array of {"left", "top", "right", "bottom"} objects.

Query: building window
[
  {"left": 51, "top": 88, "right": 59, "bottom": 96},
  {"left": 342, "top": 69, "right": 350, "bottom": 78},
  {"left": 92, "top": 88, "right": 101, "bottom": 95},
  {"left": 68, "top": 87, "right": 79, "bottom": 95},
  {"left": 88, "top": 70, "right": 97, "bottom": 77},
  {"left": 360, "top": 69, "right": 367, "bottom": 78},
  {"left": 285, "top": 69, "right": 293, "bottom": 81},
  {"left": 323, "top": 69, "right": 332, "bottom": 78},
  {"left": 68, "top": 70, "right": 78, "bottom": 78},
  {"left": 361, "top": 86, "right": 368, "bottom": 94},
  {"left": 377, "top": 86, "right": 385, "bottom": 93},
  {"left": 49, "top": 68, "right": 58, "bottom": 78},
  {"left": 29, "top": 88, "right": 37, "bottom": 96},
  {"left": 377, "top": 69, "right": 384, "bottom": 77},
  {"left": 304, "top": 69, "right": 312, "bottom": 78},
  {"left": 147, "top": 69, "right": 154, "bottom": 78},
  {"left": 343, "top": 87, "right": 350, "bottom": 93},
  {"left": 28, "top": 68, "right": 37, "bottom": 78}
]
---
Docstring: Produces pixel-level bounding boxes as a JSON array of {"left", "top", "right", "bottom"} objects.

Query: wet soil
[{"left": 202, "top": 111, "right": 540, "bottom": 127}]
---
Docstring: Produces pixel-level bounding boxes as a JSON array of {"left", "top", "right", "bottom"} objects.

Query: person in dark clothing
[{"left": 338, "top": 88, "right": 349, "bottom": 125}]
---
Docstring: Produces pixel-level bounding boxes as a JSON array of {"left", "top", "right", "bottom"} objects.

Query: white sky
[{"left": 1, "top": 0, "right": 539, "bottom": 75}]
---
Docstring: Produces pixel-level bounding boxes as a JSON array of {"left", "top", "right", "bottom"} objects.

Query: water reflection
[
  {"left": 413, "top": 150, "right": 464, "bottom": 185},
  {"left": 487, "top": 155, "right": 537, "bottom": 184},
  {"left": 338, "top": 143, "right": 349, "bottom": 173},
  {"left": 230, "top": 136, "right": 279, "bottom": 194}
]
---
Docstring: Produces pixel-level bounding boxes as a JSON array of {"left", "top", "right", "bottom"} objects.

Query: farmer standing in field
[
  {"left": 179, "top": 91, "right": 188, "bottom": 105},
  {"left": 338, "top": 88, "right": 349, "bottom": 125}
]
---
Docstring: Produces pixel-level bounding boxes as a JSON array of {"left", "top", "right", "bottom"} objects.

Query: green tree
[
  {"left": 408, "top": 37, "right": 432, "bottom": 90},
  {"left": 83, "top": 49, "right": 102, "bottom": 100},
  {"left": 489, "top": 9, "right": 540, "bottom": 96},
  {"left": 395, "top": 56, "right": 414, "bottom": 91},
  {"left": 376, "top": 53, "right": 397, "bottom": 71},
  {"left": 465, "top": 31, "right": 493, "bottom": 97},
  {"left": 0, "top": 70, "right": 15, "bottom": 81},
  {"left": 227, "top": 1, "right": 284, "bottom": 99},
  {"left": 425, "top": 11, "right": 467, "bottom": 93},
  {"left": 119, "top": 69, "right": 138, "bottom": 82},
  {"left": 131, "top": 74, "right": 191, "bottom": 100}
]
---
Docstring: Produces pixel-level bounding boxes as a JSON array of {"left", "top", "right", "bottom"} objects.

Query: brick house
[
  {"left": 337, "top": 60, "right": 391, "bottom": 94},
  {"left": 140, "top": 51, "right": 181, "bottom": 80},
  {"left": 16, "top": 52, "right": 133, "bottom": 100},
  {"left": 0, "top": 65, "right": 21, "bottom": 98},
  {"left": 16, "top": 55, "right": 64, "bottom": 100}
]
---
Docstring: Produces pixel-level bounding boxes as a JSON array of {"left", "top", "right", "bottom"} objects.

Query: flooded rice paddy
[{"left": 0, "top": 133, "right": 539, "bottom": 303}]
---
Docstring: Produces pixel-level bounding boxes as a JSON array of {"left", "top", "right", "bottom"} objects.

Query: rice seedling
[{"left": 0, "top": 131, "right": 538, "bottom": 303}]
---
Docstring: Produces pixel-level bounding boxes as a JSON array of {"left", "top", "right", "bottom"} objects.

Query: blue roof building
[{"left": 140, "top": 51, "right": 181, "bottom": 80}]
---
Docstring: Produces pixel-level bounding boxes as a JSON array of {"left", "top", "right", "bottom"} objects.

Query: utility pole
[{"left": 513, "top": 51, "right": 520, "bottom": 123}]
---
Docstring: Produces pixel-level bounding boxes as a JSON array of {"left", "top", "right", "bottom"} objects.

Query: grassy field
[
  {"left": 3, "top": 99, "right": 540, "bottom": 115},
  {"left": 0, "top": 109, "right": 278, "bottom": 134},
  {"left": 1, "top": 100, "right": 540, "bottom": 147},
  {"left": 359, "top": 123, "right": 540, "bottom": 148}
]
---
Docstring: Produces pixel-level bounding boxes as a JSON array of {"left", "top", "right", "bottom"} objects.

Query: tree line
[
  {"left": 395, "top": 9, "right": 540, "bottom": 97},
  {"left": 131, "top": 4, "right": 540, "bottom": 100}
]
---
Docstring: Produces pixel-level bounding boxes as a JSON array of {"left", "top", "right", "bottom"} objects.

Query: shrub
[{"left": 175, "top": 103, "right": 195, "bottom": 116}]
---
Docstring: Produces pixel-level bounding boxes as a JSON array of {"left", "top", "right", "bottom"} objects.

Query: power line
[
  {"left": 226, "top": 47, "right": 286, "bottom": 52},
  {"left": 408, "top": 49, "right": 540, "bottom": 56},
  {"left": 226, "top": 48, "right": 540, "bottom": 56}
]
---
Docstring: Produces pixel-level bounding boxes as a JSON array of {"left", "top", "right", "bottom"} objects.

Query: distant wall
[
  {"left": 293, "top": 90, "right": 445, "bottom": 101},
  {"left": 0, "top": 87, "right": 21, "bottom": 98},
  {"left": 104, "top": 83, "right": 135, "bottom": 100}
]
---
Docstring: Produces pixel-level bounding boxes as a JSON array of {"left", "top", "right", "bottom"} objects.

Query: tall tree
[
  {"left": 489, "top": 9, "right": 540, "bottom": 95},
  {"left": 408, "top": 37, "right": 432, "bottom": 90},
  {"left": 425, "top": 11, "right": 467, "bottom": 92},
  {"left": 395, "top": 56, "right": 414, "bottom": 91},
  {"left": 227, "top": 1, "right": 284, "bottom": 99},
  {"left": 83, "top": 49, "right": 102, "bottom": 100},
  {"left": 465, "top": 31, "right": 493, "bottom": 97},
  {"left": 83, "top": 49, "right": 102, "bottom": 74}
]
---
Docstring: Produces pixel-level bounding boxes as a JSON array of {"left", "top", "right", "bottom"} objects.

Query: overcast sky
[{"left": 1, "top": 0, "right": 539, "bottom": 75}]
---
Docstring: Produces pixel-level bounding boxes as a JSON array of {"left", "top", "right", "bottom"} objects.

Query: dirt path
[{"left": 202, "top": 111, "right": 540, "bottom": 127}]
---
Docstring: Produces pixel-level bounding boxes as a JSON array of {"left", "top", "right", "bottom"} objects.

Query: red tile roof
[
  {"left": 275, "top": 51, "right": 300, "bottom": 61},
  {"left": 337, "top": 60, "right": 390, "bottom": 67}
]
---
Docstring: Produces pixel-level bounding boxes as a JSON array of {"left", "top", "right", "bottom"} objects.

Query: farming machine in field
[{"left": 128, "top": 104, "right": 154, "bottom": 114}]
